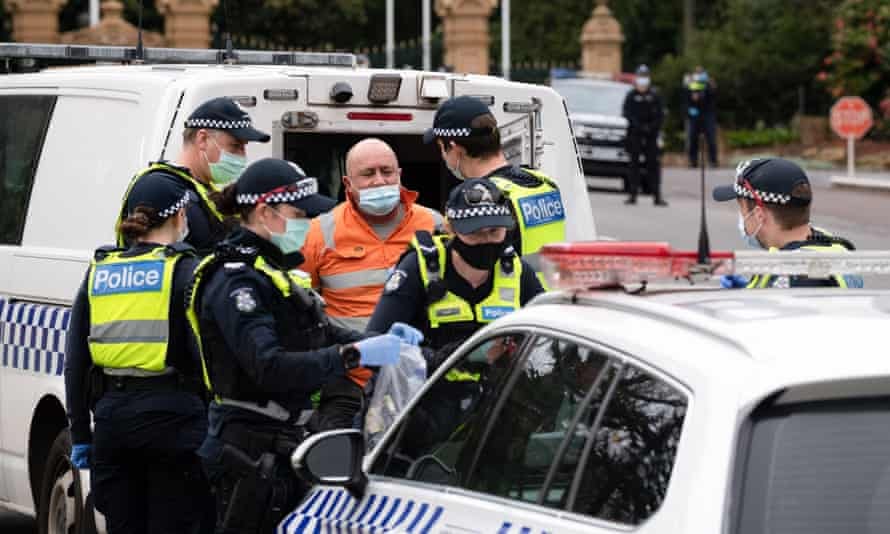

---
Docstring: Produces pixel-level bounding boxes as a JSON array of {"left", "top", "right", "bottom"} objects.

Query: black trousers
[
  {"left": 92, "top": 391, "right": 211, "bottom": 534},
  {"left": 688, "top": 115, "right": 718, "bottom": 166},
  {"left": 627, "top": 132, "right": 662, "bottom": 201}
]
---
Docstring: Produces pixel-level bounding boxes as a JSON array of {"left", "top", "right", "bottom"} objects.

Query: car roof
[
  {"left": 551, "top": 77, "right": 631, "bottom": 90},
  {"left": 492, "top": 289, "right": 890, "bottom": 403}
]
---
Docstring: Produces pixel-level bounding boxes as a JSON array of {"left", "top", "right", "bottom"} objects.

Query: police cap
[
  {"left": 234, "top": 158, "right": 336, "bottom": 217},
  {"left": 445, "top": 178, "right": 515, "bottom": 235},
  {"left": 423, "top": 95, "right": 496, "bottom": 144},
  {"left": 713, "top": 157, "right": 812, "bottom": 207},
  {"left": 184, "top": 97, "right": 271, "bottom": 143},
  {"left": 125, "top": 173, "right": 190, "bottom": 224}
]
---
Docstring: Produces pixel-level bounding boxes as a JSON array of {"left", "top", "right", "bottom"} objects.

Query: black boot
[
  {"left": 654, "top": 198, "right": 668, "bottom": 207},
  {"left": 625, "top": 197, "right": 637, "bottom": 205}
]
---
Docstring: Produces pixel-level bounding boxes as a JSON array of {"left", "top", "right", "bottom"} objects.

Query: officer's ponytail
[
  {"left": 211, "top": 183, "right": 253, "bottom": 219},
  {"left": 118, "top": 206, "right": 158, "bottom": 241}
]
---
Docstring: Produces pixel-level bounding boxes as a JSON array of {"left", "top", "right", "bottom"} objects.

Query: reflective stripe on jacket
[
  {"left": 87, "top": 246, "right": 182, "bottom": 372},
  {"left": 300, "top": 188, "right": 442, "bottom": 323}
]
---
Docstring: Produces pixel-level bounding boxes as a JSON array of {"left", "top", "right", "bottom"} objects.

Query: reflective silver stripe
[
  {"left": 523, "top": 252, "right": 542, "bottom": 272},
  {"left": 426, "top": 207, "right": 446, "bottom": 233},
  {"left": 320, "top": 268, "right": 390, "bottom": 290},
  {"left": 319, "top": 211, "right": 336, "bottom": 250},
  {"left": 89, "top": 320, "right": 169, "bottom": 344},
  {"left": 327, "top": 315, "right": 370, "bottom": 331},
  {"left": 499, "top": 287, "right": 516, "bottom": 302},
  {"left": 217, "top": 398, "right": 291, "bottom": 421},
  {"left": 103, "top": 366, "right": 175, "bottom": 377}
]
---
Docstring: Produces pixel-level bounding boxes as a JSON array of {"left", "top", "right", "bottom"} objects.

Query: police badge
[{"left": 231, "top": 287, "right": 257, "bottom": 313}]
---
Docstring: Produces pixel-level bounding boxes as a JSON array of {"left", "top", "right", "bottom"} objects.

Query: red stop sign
[{"left": 830, "top": 97, "right": 873, "bottom": 140}]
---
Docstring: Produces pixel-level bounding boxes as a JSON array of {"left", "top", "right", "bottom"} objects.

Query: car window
[
  {"left": 0, "top": 95, "right": 56, "bottom": 244},
  {"left": 570, "top": 364, "right": 687, "bottom": 525},
  {"left": 735, "top": 398, "right": 890, "bottom": 534},
  {"left": 553, "top": 82, "right": 629, "bottom": 117},
  {"left": 370, "top": 333, "right": 528, "bottom": 485}
]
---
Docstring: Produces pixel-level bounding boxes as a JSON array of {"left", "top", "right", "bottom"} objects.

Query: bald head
[{"left": 342, "top": 138, "right": 402, "bottom": 212}]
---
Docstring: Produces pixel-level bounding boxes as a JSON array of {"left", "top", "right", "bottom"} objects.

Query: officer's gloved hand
[
  {"left": 355, "top": 334, "right": 401, "bottom": 366},
  {"left": 688, "top": 107, "right": 700, "bottom": 118},
  {"left": 388, "top": 322, "right": 424, "bottom": 346},
  {"left": 720, "top": 274, "right": 749, "bottom": 289},
  {"left": 71, "top": 444, "right": 92, "bottom": 469}
]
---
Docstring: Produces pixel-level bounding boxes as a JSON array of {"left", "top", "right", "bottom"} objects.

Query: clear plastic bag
[{"left": 364, "top": 343, "right": 427, "bottom": 451}]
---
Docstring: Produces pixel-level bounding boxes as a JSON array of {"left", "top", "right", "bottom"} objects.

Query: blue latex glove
[
  {"left": 720, "top": 274, "right": 749, "bottom": 289},
  {"left": 355, "top": 334, "right": 401, "bottom": 366},
  {"left": 71, "top": 444, "right": 91, "bottom": 469},
  {"left": 388, "top": 322, "right": 424, "bottom": 346},
  {"left": 688, "top": 107, "right": 700, "bottom": 117}
]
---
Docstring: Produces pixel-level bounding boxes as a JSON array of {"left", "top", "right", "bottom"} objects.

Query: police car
[
  {"left": 284, "top": 243, "right": 890, "bottom": 533},
  {"left": 0, "top": 43, "right": 595, "bottom": 532}
]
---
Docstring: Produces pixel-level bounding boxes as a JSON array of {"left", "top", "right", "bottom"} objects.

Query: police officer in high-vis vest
[
  {"left": 65, "top": 173, "right": 210, "bottom": 533},
  {"left": 368, "top": 178, "right": 544, "bottom": 352},
  {"left": 116, "top": 97, "right": 271, "bottom": 255},
  {"left": 424, "top": 96, "right": 566, "bottom": 275},
  {"left": 713, "top": 157, "right": 863, "bottom": 289},
  {"left": 188, "top": 158, "right": 417, "bottom": 533}
]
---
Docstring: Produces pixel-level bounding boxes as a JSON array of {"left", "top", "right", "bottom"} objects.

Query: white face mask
[
  {"left": 636, "top": 77, "right": 651, "bottom": 90},
  {"left": 446, "top": 152, "right": 466, "bottom": 181},
  {"left": 177, "top": 215, "right": 189, "bottom": 243},
  {"left": 737, "top": 210, "right": 763, "bottom": 249}
]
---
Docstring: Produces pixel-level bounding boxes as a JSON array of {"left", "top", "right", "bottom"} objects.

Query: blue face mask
[
  {"left": 738, "top": 211, "right": 763, "bottom": 249},
  {"left": 267, "top": 210, "right": 310, "bottom": 254},
  {"left": 206, "top": 138, "right": 247, "bottom": 186},
  {"left": 358, "top": 184, "right": 401, "bottom": 216}
]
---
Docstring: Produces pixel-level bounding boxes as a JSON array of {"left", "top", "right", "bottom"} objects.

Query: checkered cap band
[
  {"left": 446, "top": 204, "right": 512, "bottom": 220},
  {"left": 733, "top": 182, "right": 792, "bottom": 205},
  {"left": 157, "top": 191, "right": 190, "bottom": 219},
  {"left": 433, "top": 127, "right": 472, "bottom": 138},
  {"left": 236, "top": 177, "right": 318, "bottom": 205},
  {"left": 184, "top": 118, "right": 253, "bottom": 130}
]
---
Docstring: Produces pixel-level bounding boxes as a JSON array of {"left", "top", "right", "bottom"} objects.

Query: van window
[
  {"left": 284, "top": 133, "right": 457, "bottom": 212},
  {"left": 0, "top": 95, "right": 56, "bottom": 244},
  {"left": 735, "top": 398, "right": 890, "bottom": 534}
]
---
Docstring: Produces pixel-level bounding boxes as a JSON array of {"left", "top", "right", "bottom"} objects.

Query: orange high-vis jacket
[{"left": 300, "top": 188, "right": 443, "bottom": 327}]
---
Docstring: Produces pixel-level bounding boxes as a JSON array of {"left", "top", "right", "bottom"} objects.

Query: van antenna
[
  {"left": 134, "top": 0, "right": 145, "bottom": 62},
  {"left": 696, "top": 130, "right": 711, "bottom": 265},
  {"left": 221, "top": 0, "right": 236, "bottom": 64}
]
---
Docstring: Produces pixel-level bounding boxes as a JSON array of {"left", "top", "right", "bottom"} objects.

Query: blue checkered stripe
[
  {"left": 497, "top": 522, "right": 551, "bottom": 534},
  {"left": 279, "top": 488, "right": 443, "bottom": 534},
  {"left": 0, "top": 298, "right": 70, "bottom": 376}
]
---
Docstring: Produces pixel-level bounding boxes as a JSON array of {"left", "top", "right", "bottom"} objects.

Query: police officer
[
  {"left": 116, "top": 97, "right": 271, "bottom": 254},
  {"left": 686, "top": 66, "right": 718, "bottom": 168},
  {"left": 622, "top": 64, "right": 666, "bottom": 206},
  {"left": 713, "top": 158, "right": 863, "bottom": 288},
  {"left": 188, "top": 158, "right": 415, "bottom": 533},
  {"left": 368, "top": 178, "right": 544, "bottom": 353},
  {"left": 65, "top": 173, "right": 209, "bottom": 533},
  {"left": 424, "top": 96, "right": 566, "bottom": 275}
]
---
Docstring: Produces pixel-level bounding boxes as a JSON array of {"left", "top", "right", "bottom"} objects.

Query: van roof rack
[{"left": 0, "top": 42, "right": 356, "bottom": 68}]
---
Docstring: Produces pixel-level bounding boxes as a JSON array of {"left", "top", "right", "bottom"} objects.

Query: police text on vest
[{"left": 92, "top": 261, "right": 165, "bottom": 296}]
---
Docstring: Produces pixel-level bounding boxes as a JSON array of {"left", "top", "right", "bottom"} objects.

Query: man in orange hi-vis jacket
[{"left": 300, "top": 138, "right": 444, "bottom": 333}]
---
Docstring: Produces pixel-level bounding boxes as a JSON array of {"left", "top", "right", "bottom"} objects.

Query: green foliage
[
  {"left": 726, "top": 126, "right": 798, "bottom": 148},
  {"left": 490, "top": 0, "right": 591, "bottom": 66}
]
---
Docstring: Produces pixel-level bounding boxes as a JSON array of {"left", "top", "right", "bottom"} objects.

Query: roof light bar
[
  {"left": 540, "top": 242, "right": 890, "bottom": 291},
  {"left": 0, "top": 43, "right": 356, "bottom": 68}
]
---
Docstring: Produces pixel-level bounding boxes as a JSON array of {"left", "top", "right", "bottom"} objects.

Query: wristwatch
[{"left": 340, "top": 344, "right": 361, "bottom": 370}]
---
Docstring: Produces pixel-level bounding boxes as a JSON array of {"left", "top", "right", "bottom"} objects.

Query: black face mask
[{"left": 452, "top": 237, "right": 504, "bottom": 270}]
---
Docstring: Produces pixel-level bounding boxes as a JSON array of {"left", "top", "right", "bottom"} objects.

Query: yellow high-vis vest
[{"left": 87, "top": 246, "right": 182, "bottom": 372}]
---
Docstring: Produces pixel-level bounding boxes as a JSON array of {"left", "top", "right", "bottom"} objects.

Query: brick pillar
[
  {"left": 436, "top": 0, "right": 498, "bottom": 75},
  {"left": 7, "top": 0, "right": 66, "bottom": 43},
  {"left": 158, "top": 0, "right": 219, "bottom": 49},
  {"left": 580, "top": 0, "right": 624, "bottom": 75}
]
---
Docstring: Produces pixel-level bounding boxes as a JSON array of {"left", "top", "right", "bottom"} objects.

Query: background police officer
[
  {"left": 713, "top": 157, "right": 862, "bottom": 288},
  {"left": 65, "top": 174, "right": 209, "bottom": 533},
  {"left": 188, "top": 158, "right": 415, "bottom": 533},
  {"left": 424, "top": 96, "right": 566, "bottom": 275},
  {"left": 686, "top": 66, "right": 719, "bottom": 168},
  {"left": 117, "top": 97, "right": 271, "bottom": 254},
  {"left": 368, "top": 178, "right": 544, "bottom": 354},
  {"left": 623, "top": 64, "right": 666, "bottom": 206}
]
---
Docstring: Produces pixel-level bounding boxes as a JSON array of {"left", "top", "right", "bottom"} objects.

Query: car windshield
[
  {"left": 735, "top": 397, "right": 890, "bottom": 534},
  {"left": 553, "top": 82, "right": 629, "bottom": 117}
]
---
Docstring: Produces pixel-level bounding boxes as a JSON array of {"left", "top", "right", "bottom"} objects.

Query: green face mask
[
  {"left": 206, "top": 138, "right": 247, "bottom": 185},
  {"left": 266, "top": 210, "right": 310, "bottom": 254}
]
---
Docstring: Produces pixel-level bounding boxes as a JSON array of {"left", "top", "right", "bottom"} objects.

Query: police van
[{"left": 0, "top": 43, "right": 595, "bottom": 531}]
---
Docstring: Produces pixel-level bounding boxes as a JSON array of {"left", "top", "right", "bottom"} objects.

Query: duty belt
[
  {"left": 102, "top": 372, "right": 201, "bottom": 394},
  {"left": 219, "top": 421, "right": 305, "bottom": 458}
]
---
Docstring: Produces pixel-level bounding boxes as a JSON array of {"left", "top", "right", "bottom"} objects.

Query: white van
[{"left": 0, "top": 44, "right": 595, "bottom": 531}]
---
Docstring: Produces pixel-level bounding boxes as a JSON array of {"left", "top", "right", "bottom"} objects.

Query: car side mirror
[{"left": 291, "top": 429, "right": 367, "bottom": 499}]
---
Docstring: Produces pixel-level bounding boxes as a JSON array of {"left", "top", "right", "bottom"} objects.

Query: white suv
[{"left": 284, "top": 245, "right": 890, "bottom": 533}]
